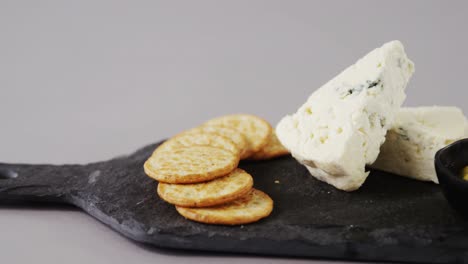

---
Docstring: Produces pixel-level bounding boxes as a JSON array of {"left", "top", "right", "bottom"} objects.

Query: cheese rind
[
  {"left": 371, "top": 106, "right": 468, "bottom": 183},
  {"left": 276, "top": 41, "right": 414, "bottom": 191}
]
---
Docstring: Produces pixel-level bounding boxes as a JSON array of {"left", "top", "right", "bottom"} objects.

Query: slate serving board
[{"left": 1, "top": 141, "right": 467, "bottom": 263}]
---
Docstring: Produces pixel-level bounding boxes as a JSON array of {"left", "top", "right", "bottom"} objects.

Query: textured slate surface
[{"left": 1, "top": 141, "right": 467, "bottom": 263}]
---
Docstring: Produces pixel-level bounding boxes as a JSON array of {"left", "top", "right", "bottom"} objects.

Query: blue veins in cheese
[
  {"left": 371, "top": 106, "right": 468, "bottom": 184},
  {"left": 276, "top": 41, "right": 415, "bottom": 191}
]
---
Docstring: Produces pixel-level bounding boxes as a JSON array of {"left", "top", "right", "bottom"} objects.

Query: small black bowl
[{"left": 435, "top": 138, "right": 468, "bottom": 218}]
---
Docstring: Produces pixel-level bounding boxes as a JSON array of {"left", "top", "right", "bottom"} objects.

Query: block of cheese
[
  {"left": 371, "top": 106, "right": 468, "bottom": 183},
  {"left": 276, "top": 41, "right": 414, "bottom": 191}
]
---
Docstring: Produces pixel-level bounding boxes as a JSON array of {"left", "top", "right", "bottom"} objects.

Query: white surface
[{"left": 0, "top": 0, "right": 467, "bottom": 263}]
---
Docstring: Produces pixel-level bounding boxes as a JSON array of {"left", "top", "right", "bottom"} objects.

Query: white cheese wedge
[
  {"left": 276, "top": 40, "right": 414, "bottom": 191},
  {"left": 371, "top": 106, "right": 468, "bottom": 183}
]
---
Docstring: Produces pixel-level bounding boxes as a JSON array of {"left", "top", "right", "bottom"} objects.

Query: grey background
[{"left": 0, "top": 0, "right": 466, "bottom": 263}]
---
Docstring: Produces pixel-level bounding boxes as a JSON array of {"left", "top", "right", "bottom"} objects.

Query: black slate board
[{"left": 1, "top": 141, "right": 468, "bottom": 263}]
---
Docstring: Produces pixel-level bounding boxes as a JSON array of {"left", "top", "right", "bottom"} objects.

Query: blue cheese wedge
[
  {"left": 276, "top": 41, "right": 414, "bottom": 191},
  {"left": 371, "top": 106, "right": 468, "bottom": 183}
]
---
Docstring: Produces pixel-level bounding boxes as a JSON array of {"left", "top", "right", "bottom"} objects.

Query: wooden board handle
[{"left": 0, "top": 162, "right": 88, "bottom": 204}]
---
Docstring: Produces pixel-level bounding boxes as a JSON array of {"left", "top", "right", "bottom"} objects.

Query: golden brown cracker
[
  {"left": 250, "top": 131, "right": 290, "bottom": 160},
  {"left": 155, "top": 131, "right": 240, "bottom": 157},
  {"left": 204, "top": 114, "right": 272, "bottom": 158},
  {"left": 157, "top": 168, "right": 253, "bottom": 207},
  {"left": 144, "top": 146, "right": 239, "bottom": 184},
  {"left": 184, "top": 125, "right": 250, "bottom": 159},
  {"left": 175, "top": 189, "right": 273, "bottom": 225}
]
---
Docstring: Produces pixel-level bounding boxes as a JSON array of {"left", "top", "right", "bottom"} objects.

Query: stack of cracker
[{"left": 144, "top": 114, "right": 289, "bottom": 225}]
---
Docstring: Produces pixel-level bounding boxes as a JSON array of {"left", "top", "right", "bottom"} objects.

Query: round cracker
[
  {"left": 176, "top": 189, "right": 273, "bottom": 225},
  {"left": 144, "top": 146, "right": 239, "bottom": 184},
  {"left": 204, "top": 114, "right": 272, "bottom": 158},
  {"left": 250, "top": 131, "right": 290, "bottom": 160},
  {"left": 155, "top": 131, "right": 240, "bottom": 157},
  {"left": 184, "top": 125, "right": 250, "bottom": 159},
  {"left": 157, "top": 168, "right": 253, "bottom": 207}
]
